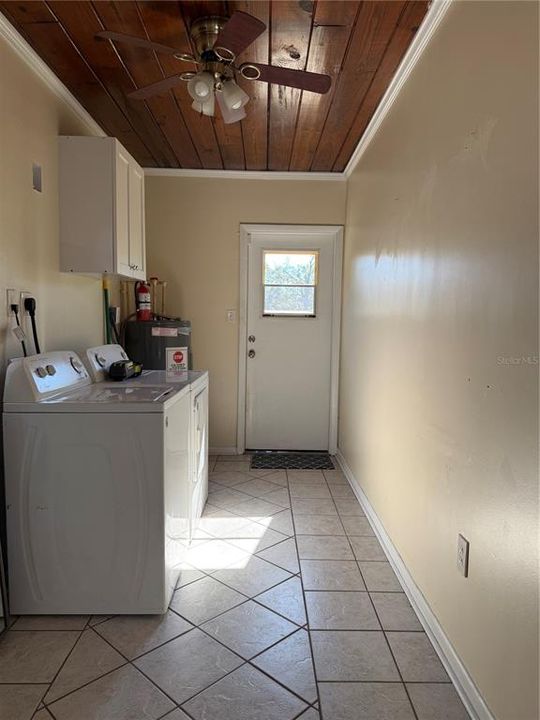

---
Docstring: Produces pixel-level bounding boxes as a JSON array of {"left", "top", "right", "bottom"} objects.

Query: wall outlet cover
[
  {"left": 6, "top": 288, "right": 18, "bottom": 316},
  {"left": 20, "top": 291, "right": 35, "bottom": 314}
]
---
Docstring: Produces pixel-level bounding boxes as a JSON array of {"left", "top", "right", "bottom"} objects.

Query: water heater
[{"left": 124, "top": 320, "right": 192, "bottom": 371}]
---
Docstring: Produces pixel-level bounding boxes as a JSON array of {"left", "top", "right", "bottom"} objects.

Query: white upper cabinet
[{"left": 59, "top": 136, "right": 146, "bottom": 280}]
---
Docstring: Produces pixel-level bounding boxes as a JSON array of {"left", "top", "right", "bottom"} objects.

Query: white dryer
[
  {"left": 85, "top": 344, "right": 209, "bottom": 537},
  {"left": 3, "top": 351, "right": 193, "bottom": 615}
]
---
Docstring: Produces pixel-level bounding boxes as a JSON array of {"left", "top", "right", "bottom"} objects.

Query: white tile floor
[{"left": 0, "top": 456, "right": 471, "bottom": 720}]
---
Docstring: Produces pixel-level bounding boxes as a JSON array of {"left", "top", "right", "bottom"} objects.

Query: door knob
[
  {"left": 248, "top": 335, "right": 256, "bottom": 343},
  {"left": 248, "top": 349, "right": 256, "bottom": 358}
]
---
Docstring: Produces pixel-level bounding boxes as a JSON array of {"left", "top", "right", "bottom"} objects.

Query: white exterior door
[{"left": 243, "top": 225, "right": 342, "bottom": 451}]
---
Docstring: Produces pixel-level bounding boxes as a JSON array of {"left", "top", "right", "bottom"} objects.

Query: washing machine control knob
[
  {"left": 35, "top": 366, "right": 47, "bottom": 378},
  {"left": 46, "top": 364, "right": 56, "bottom": 376},
  {"left": 70, "top": 357, "right": 83, "bottom": 374}
]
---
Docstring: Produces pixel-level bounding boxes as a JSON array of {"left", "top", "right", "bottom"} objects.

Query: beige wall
[
  {"left": 0, "top": 37, "right": 104, "bottom": 381},
  {"left": 145, "top": 176, "right": 347, "bottom": 449},
  {"left": 339, "top": 2, "right": 538, "bottom": 719}
]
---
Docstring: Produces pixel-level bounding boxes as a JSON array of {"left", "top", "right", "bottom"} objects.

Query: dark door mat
[{"left": 250, "top": 452, "right": 335, "bottom": 470}]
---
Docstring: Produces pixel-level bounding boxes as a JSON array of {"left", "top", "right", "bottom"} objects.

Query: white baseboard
[
  {"left": 335, "top": 449, "right": 495, "bottom": 720},
  {"left": 209, "top": 447, "right": 239, "bottom": 456}
]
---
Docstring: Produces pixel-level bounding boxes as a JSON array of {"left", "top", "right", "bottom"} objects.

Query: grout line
[
  {"left": 13, "top": 466, "right": 451, "bottom": 719},
  {"left": 310, "top": 679, "right": 453, "bottom": 684},
  {"left": 286, "top": 468, "right": 325, "bottom": 720},
  {"left": 326, "top": 485, "right": 421, "bottom": 720},
  {"left": 81, "top": 624, "right": 197, "bottom": 714},
  {"left": 44, "top": 660, "right": 130, "bottom": 710},
  {"left": 42, "top": 625, "right": 132, "bottom": 710},
  {"left": 34, "top": 624, "right": 88, "bottom": 711},
  {"left": 200, "top": 568, "right": 303, "bottom": 625},
  {"left": 171, "top": 576, "right": 305, "bottom": 631}
]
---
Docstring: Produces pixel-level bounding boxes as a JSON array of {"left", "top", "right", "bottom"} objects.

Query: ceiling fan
[{"left": 96, "top": 11, "right": 331, "bottom": 124}]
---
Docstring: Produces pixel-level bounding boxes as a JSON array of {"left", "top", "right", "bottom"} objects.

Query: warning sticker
[
  {"left": 152, "top": 327, "right": 178, "bottom": 337},
  {"left": 166, "top": 347, "right": 188, "bottom": 372}
]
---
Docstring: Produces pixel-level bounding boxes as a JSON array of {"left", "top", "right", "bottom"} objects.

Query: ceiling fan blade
[
  {"left": 214, "top": 11, "right": 266, "bottom": 57},
  {"left": 96, "top": 31, "right": 184, "bottom": 57},
  {"left": 241, "top": 63, "right": 331, "bottom": 94},
  {"left": 128, "top": 75, "right": 184, "bottom": 100}
]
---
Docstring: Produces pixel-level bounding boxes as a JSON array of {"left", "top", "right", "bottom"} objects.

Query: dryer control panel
[
  {"left": 4, "top": 351, "right": 91, "bottom": 402},
  {"left": 85, "top": 344, "right": 128, "bottom": 382}
]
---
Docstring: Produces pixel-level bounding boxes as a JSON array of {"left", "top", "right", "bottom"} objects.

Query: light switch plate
[
  {"left": 457, "top": 534, "right": 470, "bottom": 577},
  {"left": 226, "top": 309, "right": 236, "bottom": 323}
]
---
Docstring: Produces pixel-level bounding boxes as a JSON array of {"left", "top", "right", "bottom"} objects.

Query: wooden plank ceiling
[{"left": 1, "top": 0, "right": 429, "bottom": 171}]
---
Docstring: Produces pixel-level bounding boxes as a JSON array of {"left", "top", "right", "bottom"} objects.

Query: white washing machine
[
  {"left": 3, "top": 351, "right": 195, "bottom": 615},
  {"left": 85, "top": 344, "right": 209, "bottom": 536}
]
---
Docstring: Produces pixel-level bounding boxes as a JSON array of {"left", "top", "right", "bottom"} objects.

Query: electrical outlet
[
  {"left": 6, "top": 289, "right": 18, "bottom": 316},
  {"left": 20, "top": 291, "right": 34, "bottom": 314},
  {"left": 457, "top": 534, "right": 470, "bottom": 577}
]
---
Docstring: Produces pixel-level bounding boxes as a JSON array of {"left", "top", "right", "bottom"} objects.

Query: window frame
[{"left": 261, "top": 249, "right": 320, "bottom": 318}]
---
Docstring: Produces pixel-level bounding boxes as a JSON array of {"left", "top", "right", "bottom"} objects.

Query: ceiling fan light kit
[
  {"left": 191, "top": 95, "right": 215, "bottom": 118},
  {"left": 96, "top": 10, "right": 331, "bottom": 124},
  {"left": 221, "top": 80, "right": 249, "bottom": 112},
  {"left": 216, "top": 91, "right": 247, "bottom": 125},
  {"left": 187, "top": 71, "right": 214, "bottom": 102}
]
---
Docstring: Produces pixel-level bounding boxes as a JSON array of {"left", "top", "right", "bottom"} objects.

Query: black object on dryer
[{"left": 108, "top": 359, "right": 143, "bottom": 381}]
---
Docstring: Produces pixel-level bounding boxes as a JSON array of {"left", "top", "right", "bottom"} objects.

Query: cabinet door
[
  {"left": 129, "top": 161, "right": 146, "bottom": 280},
  {"left": 115, "top": 148, "right": 131, "bottom": 277}
]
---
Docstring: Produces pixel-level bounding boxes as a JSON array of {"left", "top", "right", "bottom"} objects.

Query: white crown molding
[
  {"left": 343, "top": 0, "right": 453, "bottom": 177},
  {"left": 143, "top": 168, "right": 346, "bottom": 181},
  {"left": 335, "top": 448, "right": 495, "bottom": 720},
  {"left": 0, "top": 12, "right": 105, "bottom": 137}
]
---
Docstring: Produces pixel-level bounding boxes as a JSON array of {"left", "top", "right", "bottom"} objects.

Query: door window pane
[
  {"left": 263, "top": 250, "right": 318, "bottom": 317},
  {"left": 263, "top": 251, "right": 317, "bottom": 286},
  {"left": 264, "top": 286, "right": 315, "bottom": 315}
]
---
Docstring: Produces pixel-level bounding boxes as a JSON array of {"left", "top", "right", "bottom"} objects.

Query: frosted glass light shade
[
  {"left": 192, "top": 94, "right": 215, "bottom": 117},
  {"left": 221, "top": 80, "right": 249, "bottom": 111},
  {"left": 216, "top": 91, "right": 246, "bottom": 124},
  {"left": 188, "top": 72, "right": 214, "bottom": 101}
]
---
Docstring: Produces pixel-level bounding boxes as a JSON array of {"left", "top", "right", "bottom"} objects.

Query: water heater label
[
  {"left": 166, "top": 347, "right": 188, "bottom": 372},
  {"left": 152, "top": 327, "right": 178, "bottom": 337}
]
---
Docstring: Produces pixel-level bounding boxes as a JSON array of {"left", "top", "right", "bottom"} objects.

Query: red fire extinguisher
[{"left": 135, "top": 280, "right": 152, "bottom": 321}]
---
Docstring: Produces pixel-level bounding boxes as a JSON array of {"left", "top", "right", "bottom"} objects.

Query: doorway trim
[{"left": 237, "top": 224, "right": 343, "bottom": 455}]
